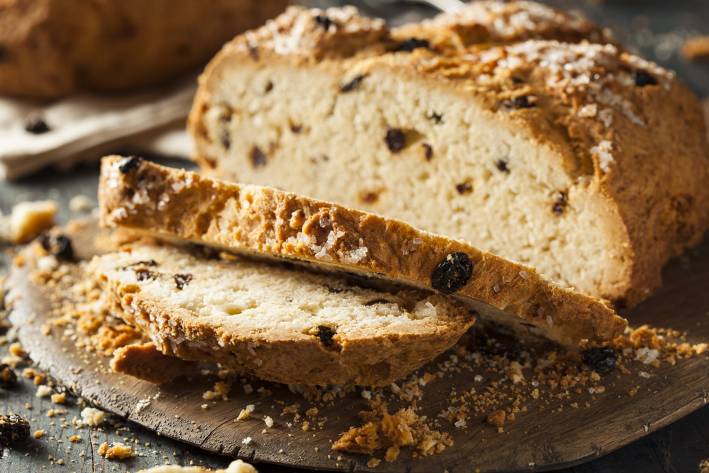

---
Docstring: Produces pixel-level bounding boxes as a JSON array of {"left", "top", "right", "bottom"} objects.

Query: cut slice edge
[
  {"left": 92, "top": 241, "right": 475, "bottom": 387},
  {"left": 98, "top": 155, "right": 627, "bottom": 346}
]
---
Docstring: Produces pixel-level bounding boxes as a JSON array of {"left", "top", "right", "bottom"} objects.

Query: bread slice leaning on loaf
[
  {"left": 98, "top": 156, "right": 626, "bottom": 346},
  {"left": 91, "top": 242, "right": 474, "bottom": 386},
  {"left": 189, "top": 3, "right": 709, "bottom": 308}
]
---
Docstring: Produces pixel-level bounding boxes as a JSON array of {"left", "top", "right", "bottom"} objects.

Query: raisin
[
  {"left": 134, "top": 268, "right": 158, "bottom": 281},
  {"left": 501, "top": 95, "right": 535, "bottom": 110},
  {"left": 314, "top": 14, "right": 335, "bottom": 31},
  {"left": 174, "top": 273, "right": 193, "bottom": 290},
  {"left": 250, "top": 146, "right": 267, "bottom": 168},
  {"left": 384, "top": 129, "right": 406, "bottom": 153},
  {"left": 0, "top": 364, "right": 17, "bottom": 389},
  {"left": 633, "top": 69, "right": 657, "bottom": 87},
  {"left": 340, "top": 74, "right": 367, "bottom": 93},
  {"left": 316, "top": 325, "right": 336, "bottom": 347},
  {"left": 247, "top": 43, "right": 259, "bottom": 60},
  {"left": 422, "top": 143, "right": 433, "bottom": 161},
  {"left": 117, "top": 156, "right": 143, "bottom": 173},
  {"left": 359, "top": 191, "right": 380, "bottom": 204},
  {"left": 393, "top": 38, "right": 430, "bottom": 52},
  {"left": 455, "top": 181, "right": 473, "bottom": 195},
  {"left": 613, "top": 298, "right": 628, "bottom": 311},
  {"left": 189, "top": 244, "right": 220, "bottom": 260},
  {"left": 495, "top": 159, "right": 510, "bottom": 173},
  {"left": 364, "top": 299, "right": 391, "bottom": 306},
  {"left": 39, "top": 234, "right": 75, "bottom": 262},
  {"left": 24, "top": 117, "right": 50, "bottom": 134},
  {"left": 0, "top": 414, "right": 30, "bottom": 446},
  {"left": 427, "top": 112, "right": 444, "bottom": 124},
  {"left": 552, "top": 191, "right": 568, "bottom": 215},
  {"left": 582, "top": 347, "right": 617, "bottom": 374},
  {"left": 431, "top": 252, "right": 474, "bottom": 294},
  {"left": 220, "top": 132, "right": 231, "bottom": 150}
]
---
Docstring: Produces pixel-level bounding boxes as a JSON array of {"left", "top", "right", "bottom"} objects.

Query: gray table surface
[{"left": 1, "top": 1, "right": 708, "bottom": 472}]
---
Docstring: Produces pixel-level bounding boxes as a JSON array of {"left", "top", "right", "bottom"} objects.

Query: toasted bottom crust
[{"left": 110, "top": 342, "right": 198, "bottom": 384}]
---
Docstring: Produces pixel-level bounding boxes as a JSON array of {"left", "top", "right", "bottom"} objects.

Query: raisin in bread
[
  {"left": 0, "top": 0, "right": 288, "bottom": 99},
  {"left": 99, "top": 156, "right": 625, "bottom": 346},
  {"left": 91, "top": 242, "right": 474, "bottom": 387},
  {"left": 189, "top": 4, "right": 709, "bottom": 307}
]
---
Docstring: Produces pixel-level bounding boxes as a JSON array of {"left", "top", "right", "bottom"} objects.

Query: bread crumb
[
  {"left": 236, "top": 404, "right": 255, "bottom": 421},
  {"left": 97, "top": 441, "right": 134, "bottom": 460},
  {"left": 203, "top": 381, "right": 230, "bottom": 401},
  {"left": 699, "top": 459, "right": 709, "bottom": 473},
  {"left": 69, "top": 434, "right": 81, "bottom": 443},
  {"left": 33, "top": 430, "right": 45, "bottom": 439},
  {"left": 333, "top": 403, "right": 451, "bottom": 459},
  {"left": 682, "top": 36, "right": 709, "bottom": 62},
  {"left": 36, "top": 385, "right": 52, "bottom": 398},
  {"left": 80, "top": 407, "right": 106, "bottom": 426},
  {"left": 486, "top": 410, "right": 506, "bottom": 429},
  {"left": 8, "top": 342, "right": 26, "bottom": 357},
  {"left": 264, "top": 416, "right": 274, "bottom": 428},
  {"left": 137, "top": 459, "right": 257, "bottom": 473},
  {"left": 69, "top": 195, "right": 94, "bottom": 213},
  {"left": 367, "top": 457, "right": 381, "bottom": 468},
  {"left": 6, "top": 200, "right": 58, "bottom": 244},
  {"left": 51, "top": 392, "right": 66, "bottom": 404}
]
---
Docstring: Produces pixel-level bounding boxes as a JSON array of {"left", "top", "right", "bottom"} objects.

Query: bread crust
[
  {"left": 99, "top": 156, "right": 626, "bottom": 346},
  {"left": 110, "top": 342, "right": 197, "bottom": 384},
  {"left": 0, "top": 0, "right": 289, "bottom": 99},
  {"left": 188, "top": 4, "right": 709, "bottom": 307}
]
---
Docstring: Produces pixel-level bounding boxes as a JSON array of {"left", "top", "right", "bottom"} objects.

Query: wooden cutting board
[{"left": 6, "top": 221, "right": 708, "bottom": 473}]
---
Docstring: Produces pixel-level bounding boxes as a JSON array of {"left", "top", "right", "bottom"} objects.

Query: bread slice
[
  {"left": 99, "top": 156, "right": 626, "bottom": 346},
  {"left": 91, "top": 242, "right": 474, "bottom": 387},
  {"left": 188, "top": 3, "right": 709, "bottom": 307}
]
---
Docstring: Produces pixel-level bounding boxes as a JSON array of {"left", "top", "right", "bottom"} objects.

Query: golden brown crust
[
  {"left": 109, "top": 342, "right": 197, "bottom": 384},
  {"left": 99, "top": 156, "right": 626, "bottom": 346},
  {"left": 189, "top": 4, "right": 709, "bottom": 306},
  {"left": 0, "top": 0, "right": 289, "bottom": 99},
  {"left": 393, "top": 0, "right": 614, "bottom": 49}
]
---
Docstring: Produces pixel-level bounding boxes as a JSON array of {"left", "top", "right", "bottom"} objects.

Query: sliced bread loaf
[
  {"left": 99, "top": 156, "right": 626, "bottom": 346},
  {"left": 91, "top": 242, "right": 475, "bottom": 386},
  {"left": 188, "top": 3, "right": 709, "bottom": 307}
]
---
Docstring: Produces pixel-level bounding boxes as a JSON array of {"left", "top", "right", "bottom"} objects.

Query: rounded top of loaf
[{"left": 394, "top": 0, "right": 614, "bottom": 49}]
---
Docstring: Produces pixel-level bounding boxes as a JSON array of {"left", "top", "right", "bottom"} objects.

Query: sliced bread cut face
[
  {"left": 91, "top": 243, "right": 474, "bottom": 387},
  {"left": 189, "top": 4, "right": 709, "bottom": 308},
  {"left": 99, "top": 156, "right": 626, "bottom": 346}
]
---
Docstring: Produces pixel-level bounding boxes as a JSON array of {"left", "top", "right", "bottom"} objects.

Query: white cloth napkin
[{"left": 0, "top": 76, "right": 196, "bottom": 180}]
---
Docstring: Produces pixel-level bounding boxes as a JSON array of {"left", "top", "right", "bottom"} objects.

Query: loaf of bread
[
  {"left": 92, "top": 242, "right": 474, "bottom": 386},
  {"left": 0, "top": 0, "right": 288, "bottom": 99},
  {"left": 98, "top": 156, "right": 626, "bottom": 346},
  {"left": 189, "top": 3, "right": 709, "bottom": 307}
]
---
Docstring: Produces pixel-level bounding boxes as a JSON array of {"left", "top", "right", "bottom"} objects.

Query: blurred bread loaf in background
[{"left": 0, "top": 0, "right": 289, "bottom": 99}]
